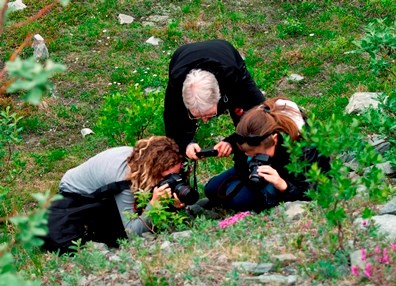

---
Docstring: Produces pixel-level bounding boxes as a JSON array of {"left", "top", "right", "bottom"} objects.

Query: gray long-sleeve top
[{"left": 59, "top": 146, "right": 153, "bottom": 237}]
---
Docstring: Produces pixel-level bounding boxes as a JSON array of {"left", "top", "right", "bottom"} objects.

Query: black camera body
[
  {"left": 196, "top": 148, "right": 218, "bottom": 159},
  {"left": 158, "top": 173, "right": 199, "bottom": 205},
  {"left": 248, "top": 154, "right": 271, "bottom": 185}
]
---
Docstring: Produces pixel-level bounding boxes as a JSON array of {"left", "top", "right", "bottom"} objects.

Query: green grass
[{"left": 1, "top": 0, "right": 396, "bottom": 284}]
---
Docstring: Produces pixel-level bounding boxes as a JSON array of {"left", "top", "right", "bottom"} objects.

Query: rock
[
  {"left": 288, "top": 74, "right": 304, "bottom": 82},
  {"left": 245, "top": 274, "right": 298, "bottom": 285},
  {"left": 345, "top": 92, "right": 381, "bottom": 114},
  {"left": 283, "top": 201, "right": 308, "bottom": 221},
  {"left": 118, "top": 14, "right": 134, "bottom": 24},
  {"left": 141, "top": 232, "right": 155, "bottom": 241},
  {"left": 364, "top": 161, "right": 395, "bottom": 177},
  {"left": 232, "top": 261, "right": 274, "bottom": 274},
  {"left": 355, "top": 214, "right": 396, "bottom": 241},
  {"left": 160, "top": 240, "right": 172, "bottom": 252},
  {"left": 272, "top": 253, "right": 298, "bottom": 265},
  {"left": 81, "top": 128, "right": 94, "bottom": 138},
  {"left": 32, "top": 34, "right": 49, "bottom": 60},
  {"left": 367, "top": 134, "right": 391, "bottom": 155},
  {"left": 350, "top": 249, "right": 365, "bottom": 271},
  {"left": 145, "top": 15, "right": 170, "bottom": 25},
  {"left": 379, "top": 197, "right": 396, "bottom": 215},
  {"left": 145, "top": 36, "right": 161, "bottom": 46},
  {"left": 8, "top": 0, "right": 27, "bottom": 12},
  {"left": 171, "top": 230, "right": 191, "bottom": 240}
]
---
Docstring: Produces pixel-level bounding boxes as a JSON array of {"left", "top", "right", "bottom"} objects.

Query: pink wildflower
[
  {"left": 374, "top": 246, "right": 381, "bottom": 254},
  {"left": 362, "top": 220, "right": 367, "bottom": 227},
  {"left": 351, "top": 265, "right": 359, "bottom": 277},
  {"left": 364, "top": 263, "right": 372, "bottom": 277},
  {"left": 360, "top": 248, "right": 367, "bottom": 261},
  {"left": 391, "top": 243, "right": 396, "bottom": 251},
  {"left": 218, "top": 211, "right": 250, "bottom": 229},
  {"left": 382, "top": 248, "right": 390, "bottom": 264}
]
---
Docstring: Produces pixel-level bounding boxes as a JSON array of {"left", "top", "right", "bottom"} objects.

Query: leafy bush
[
  {"left": 96, "top": 86, "right": 165, "bottom": 146},
  {"left": 285, "top": 115, "right": 392, "bottom": 251},
  {"left": 353, "top": 19, "right": 396, "bottom": 76},
  {"left": 359, "top": 91, "right": 396, "bottom": 163}
]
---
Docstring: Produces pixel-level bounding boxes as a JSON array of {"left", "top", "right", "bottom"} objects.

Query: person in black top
[
  {"left": 164, "top": 39, "right": 265, "bottom": 164},
  {"left": 204, "top": 97, "right": 331, "bottom": 212}
]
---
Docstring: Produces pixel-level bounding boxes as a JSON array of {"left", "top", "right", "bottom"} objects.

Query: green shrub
[
  {"left": 353, "top": 19, "right": 396, "bottom": 76},
  {"left": 285, "top": 115, "right": 392, "bottom": 251},
  {"left": 96, "top": 86, "right": 165, "bottom": 146}
]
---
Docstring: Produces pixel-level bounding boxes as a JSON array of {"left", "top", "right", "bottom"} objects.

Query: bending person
[
  {"left": 204, "top": 97, "right": 330, "bottom": 212},
  {"left": 43, "top": 136, "right": 194, "bottom": 253},
  {"left": 164, "top": 39, "right": 265, "bottom": 168}
]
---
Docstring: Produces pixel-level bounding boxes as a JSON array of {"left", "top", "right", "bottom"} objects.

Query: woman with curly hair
[
  {"left": 43, "top": 136, "right": 191, "bottom": 253},
  {"left": 204, "top": 97, "right": 330, "bottom": 212}
]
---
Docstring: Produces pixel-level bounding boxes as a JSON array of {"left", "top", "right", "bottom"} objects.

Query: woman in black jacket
[
  {"left": 164, "top": 39, "right": 265, "bottom": 165},
  {"left": 204, "top": 97, "right": 330, "bottom": 212}
]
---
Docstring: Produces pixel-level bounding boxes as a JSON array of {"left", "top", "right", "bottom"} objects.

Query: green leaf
[{"left": 362, "top": 208, "right": 375, "bottom": 219}]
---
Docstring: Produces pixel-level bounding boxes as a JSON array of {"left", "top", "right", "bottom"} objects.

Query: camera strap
[{"left": 193, "top": 160, "right": 198, "bottom": 192}]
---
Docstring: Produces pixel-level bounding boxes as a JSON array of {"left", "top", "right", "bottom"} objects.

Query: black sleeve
[
  {"left": 281, "top": 147, "right": 330, "bottom": 201},
  {"left": 228, "top": 65, "right": 265, "bottom": 127},
  {"left": 164, "top": 80, "right": 197, "bottom": 155}
]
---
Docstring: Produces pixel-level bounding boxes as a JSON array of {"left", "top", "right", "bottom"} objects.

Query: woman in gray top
[{"left": 43, "top": 136, "right": 186, "bottom": 253}]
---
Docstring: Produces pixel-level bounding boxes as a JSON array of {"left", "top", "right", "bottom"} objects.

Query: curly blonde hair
[{"left": 125, "top": 136, "right": 182, "bottom": 192}]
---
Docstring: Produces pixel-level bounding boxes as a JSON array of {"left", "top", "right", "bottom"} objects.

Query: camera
[
  {"left": 158, "top": 173, "right": 199, "bottom": 205},
  {"left": 248, "top": 154, "right": 271, "bottom": 185},
  {"left": 196, "top": 148, "right": 218, "bottom": 159}
]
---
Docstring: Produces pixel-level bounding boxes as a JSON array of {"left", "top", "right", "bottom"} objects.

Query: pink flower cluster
[
  {"left": 218, "top": 211, "right": 250, "bottom": 228},
  {"left": 351, "top": 244, "right": 396, "bottom": 278}
]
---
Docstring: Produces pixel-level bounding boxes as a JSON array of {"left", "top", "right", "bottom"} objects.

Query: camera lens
[
  {"left": 174, "top": 184, "right": 199, "bottom": 205},
  {"left": 249, "top": 169, "right": 262, "bottom": 184}
]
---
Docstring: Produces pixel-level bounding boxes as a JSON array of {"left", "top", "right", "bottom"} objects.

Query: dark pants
[
  {"left": 41, "top": 193, "right": 127, "bottom": 254},
  {"left": 204, "top": 168, "right": 279, "bottom": 213}
]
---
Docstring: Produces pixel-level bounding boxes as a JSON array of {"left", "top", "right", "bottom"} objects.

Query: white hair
[{"left": 182, "top": 69, "right": 221, "bottom": 114}]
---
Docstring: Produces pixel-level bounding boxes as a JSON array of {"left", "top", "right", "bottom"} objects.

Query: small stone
[
  {"left": 32, "top": 34, "right": 49, "bottom": 60},
  {"left": 145, "top": 36, "right": 161, "bottom": 46},
  {"left": 288, "top": 74, "right": 304, "bottom": 82},
  {"left": 8, "top": 0, "right": 27, "bottom": 12},
  {"left": 118, "top": 14, "right": 134, "bottom": 24},
  {"left": 81, "top": 128, "right": 94, "bottom": 138}
]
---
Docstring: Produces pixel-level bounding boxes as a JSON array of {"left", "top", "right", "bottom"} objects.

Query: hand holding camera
[
  {"left": 196, "top": 148, "right": 219, "bottom": 158},
  {"left": 248, "top": 154, "right": 287, "bottom": 191},
  {"left": 157, "top": 173, "right": 199, "bottom": 205}
]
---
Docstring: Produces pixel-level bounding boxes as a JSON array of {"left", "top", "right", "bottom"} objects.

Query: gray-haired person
[{"left": 164, "top": 39, "right": 265, "bottom": 173}]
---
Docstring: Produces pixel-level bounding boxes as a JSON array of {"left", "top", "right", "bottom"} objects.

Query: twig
[
  {"left": 0, "top": 34, "right": 33, "bottom": 97},
  {"left": 12, "top": 1, "right": 58, "bottom": 29},
  {"left": 0, "top": 0, "right": 8, "bottom": 34}
]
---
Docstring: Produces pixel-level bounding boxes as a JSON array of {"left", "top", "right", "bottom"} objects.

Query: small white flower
[
  {"left": 103, "top": 29, "right": 107, "bottom": 33},
  {"left": 134, "top": 83, "right": 139, "bottom": 87},
  {"left": 309, "top": 33, "right": 314, "bottom": 37}
]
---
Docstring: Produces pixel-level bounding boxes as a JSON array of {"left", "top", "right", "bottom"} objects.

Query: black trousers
[{"left": 41, "top": 193, "right": 127, "bottom": 254}]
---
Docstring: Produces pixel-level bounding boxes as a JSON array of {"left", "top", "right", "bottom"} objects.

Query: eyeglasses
[
  {"left": 187, "top": 109, "right": 217, "bottom": 120},
  {"left": 235, "top": 133, "right": 271, "bottom": 146}
]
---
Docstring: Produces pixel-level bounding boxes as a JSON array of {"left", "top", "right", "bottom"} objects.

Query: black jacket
[{"left": 164, "top": 39, "right": 265, "bottom": 157}]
